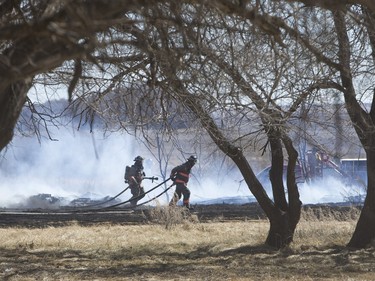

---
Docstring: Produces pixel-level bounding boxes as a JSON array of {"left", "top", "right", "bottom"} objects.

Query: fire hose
[
  {"left": 75, "top": 177, "right": 172, "bottom": 212},
  {"left": 79, "top": 176, "right": 159, "bottom": 209},
  {"left": 100, "top": 182, "right": 174, "bottom": 211}
]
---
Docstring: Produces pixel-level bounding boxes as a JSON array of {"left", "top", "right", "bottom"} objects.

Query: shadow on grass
[
  {"left": 0, "top": 244, "right": 374, "bottom": 280},
  {"left": 0, "top": 245, "right": 275, "bottom": 279}
]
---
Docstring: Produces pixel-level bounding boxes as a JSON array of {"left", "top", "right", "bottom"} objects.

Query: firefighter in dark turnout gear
[
  {"left": 125, "top": 156, "right": 146, "bottom": 207},
  {"left": 169, "top": 155, "right": 197, "bottom": 209}
]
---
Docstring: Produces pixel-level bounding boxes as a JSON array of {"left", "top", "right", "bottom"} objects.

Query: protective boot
[{"left": 183, "top": 199, "right": 193, "bottom": 210}]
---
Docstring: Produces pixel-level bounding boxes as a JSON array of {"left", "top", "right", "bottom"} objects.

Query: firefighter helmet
[
  {"left": 134, "top": 156, "right": 144, "bottom": 162},
  {"left": 187, "top": 155, "right": 197, "bottom": 163}
]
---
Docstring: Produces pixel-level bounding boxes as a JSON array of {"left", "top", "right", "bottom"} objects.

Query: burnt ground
[
  {"left": 0, "top": 203, "right": 358, "bottom": 228},
  {"left": 0, "top": 203, "right": 267, "bottom": 228}
]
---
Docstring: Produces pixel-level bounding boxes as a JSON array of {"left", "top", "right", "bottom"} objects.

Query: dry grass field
[{"left": 0, "top": 206, "right": 374, "bottom": 280}]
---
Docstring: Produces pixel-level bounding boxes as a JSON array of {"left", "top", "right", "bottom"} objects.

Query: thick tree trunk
[
  {"left": 231, "top": 151, "right": 296, "bottom": 249},
  {"left": 347, "top": 150, "right": 375, "bottom": 248},
  {"left": 334, "top": 10, "right": 375, "bottom": 248},
  {"left": 266, "top": 135, "right": 302, "bottom": 247},
  {"left": 0, "top": 80, "right": 31, "bottom": 151},
  {"left": 266, "top": 210, "right": 293, "bottom": 248}
]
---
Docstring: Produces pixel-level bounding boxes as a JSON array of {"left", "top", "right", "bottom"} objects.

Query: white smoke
[
  {"left": 0, "top": 128, "right": 140, "bottom": 207},
  {"left": 0, "top": 126, "right": 356, "bottom": 208},
  {"left": 298, "top": 177, "right": 348, "bottom": 204},
  {"left": 0, "top": 125, "right": 252, "bottom": 208}
]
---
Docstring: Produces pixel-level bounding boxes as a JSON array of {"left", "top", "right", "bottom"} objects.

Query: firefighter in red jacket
[{"left": 169, "top": 155, "right": 197, "bottom": 209}]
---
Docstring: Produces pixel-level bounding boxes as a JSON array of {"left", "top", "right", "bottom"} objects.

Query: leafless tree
[
  {"left": 231, "top": 1, "right": 375, "bottom": 248},
  {"left": 0, "top": 0, "right": 167, "bottom": 151},
  {"left": 121, "top": 2, "right": 328, "bottom": 248}
]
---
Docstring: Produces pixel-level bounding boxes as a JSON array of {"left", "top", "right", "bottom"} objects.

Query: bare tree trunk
[
  {"left": 348, "top": 8, "right": 375, "bottom": 247},
  {"left": 267, "top": 136, "right": 293, "bottom": 247},
  {"left": 266, "top": 210, "right": 293, "bottom": 248},
  {"left": 283, "top": 136, "right": 302, "bottom": 231},
  {"left": 0, "top": 80, "right": 31, "bottom": 151},
  {"left": 228, "top": 148, "right": 295, "bottom": 248},
  {"left": 265, "top": 132, "right": 301, "bottom": 247},
  {"left": 348, "top": 150, "right": 375, "bottom": 247},
  {"left": 334, "top": 9, "right": 375, "bottom": 248},
  {"left": 269, "top": 137, "right": 288, "bottom": 211}
]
